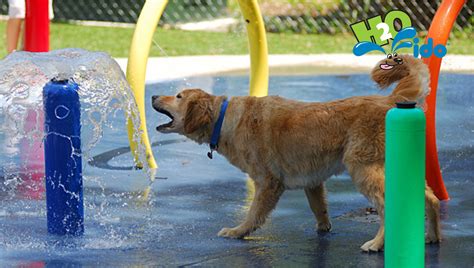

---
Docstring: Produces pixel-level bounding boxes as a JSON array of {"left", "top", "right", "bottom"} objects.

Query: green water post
[{"left": 385, "top": 102, "right": 426, "bottom": 268}]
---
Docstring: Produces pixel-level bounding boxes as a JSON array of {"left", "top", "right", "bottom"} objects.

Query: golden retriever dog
[{"left": 151, "top": 54, "right": 441, "bottom": 252}]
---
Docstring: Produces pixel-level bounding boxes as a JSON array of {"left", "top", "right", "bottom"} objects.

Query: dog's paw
[
  {"left": 317, "top": 221, "right": 332, "bottom": 232},
  {"left": 361, "top": 239, "right": 384, "bottom": 252},
  {"left": 425, "top": 232, "right": 442, "bottom": 244},
  {"left": 217, "top": 227, "right": 247, "bottom": 239}
]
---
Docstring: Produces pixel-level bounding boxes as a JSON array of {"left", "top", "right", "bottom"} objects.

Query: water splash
[
  {"left": 152, "top": 39, "right": 169, "bottom": 57},
  {"left": 393, "top": 41, "right": 413, "bottom": 52},
  {"left": 0, "top": 48, "right": 149, "bottom": 177},
  {"left": 352, "top": 41, "right": 386, "bottom": 56},
  {"left": 391, "top": 27, "right": 416, "bottom": 52},
  {"left": 0, "top": 49, "right": 155, "bottom": 251}
]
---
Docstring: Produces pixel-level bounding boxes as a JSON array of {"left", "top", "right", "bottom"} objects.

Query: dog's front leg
[
  {"left": 347, "top": 164, "right": 386, "bottom": 252},
  {"left": 305, "top": 183, "right": 332, "bottom": 232},
  {"left": 218, "top": 176, "right": 285, "bottom": 239},
  {"left": 425, "top": 185, "right": 442, "bottom": 243}
]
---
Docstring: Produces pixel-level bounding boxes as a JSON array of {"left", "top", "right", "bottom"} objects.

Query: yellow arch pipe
[
  {"left": 126, "top": 0, "right": 269, "bottom": 171},
  {"left": 126, "top": 0, "right": 167, "bottom": 171}
]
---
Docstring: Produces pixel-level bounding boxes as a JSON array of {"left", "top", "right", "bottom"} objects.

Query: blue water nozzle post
[{"left": 43, "top": 78, "right": 84, "bottom": 236}]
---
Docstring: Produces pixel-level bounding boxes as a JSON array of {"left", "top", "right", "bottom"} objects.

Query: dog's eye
[
  {"left": 393, "top": 52, "right": 398, "bottom": 57},
  {"left": 176, "top": 94, "right": 182, "bottom": 99},
  {"left": 387, "top": 54, "right": 393, "bottom": 59}
]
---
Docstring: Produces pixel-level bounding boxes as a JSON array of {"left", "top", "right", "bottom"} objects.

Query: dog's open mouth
[
  {"left": 155, "top": 107, "right": 174, "bottom": 131},
  {"left": 380, "top": 63, "right": 395, "bottom": 70},
  {"left": 380, "top": 58, "right": 403, "bottom": 70}
]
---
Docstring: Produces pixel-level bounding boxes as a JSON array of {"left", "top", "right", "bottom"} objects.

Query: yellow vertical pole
[{"left": 237, "top": 0, "right": 269, "bottom": 97}]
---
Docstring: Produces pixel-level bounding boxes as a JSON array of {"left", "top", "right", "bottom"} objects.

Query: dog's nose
[
  {"left": 394, "top": 57, "right": 403, "bottom": 64},
  {"left": 152, "top": 95, "right": 160, "bottom": 102}
]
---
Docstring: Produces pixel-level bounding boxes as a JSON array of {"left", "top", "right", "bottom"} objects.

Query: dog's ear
[{"left": 184, "top": 98, "right": 212, "bottom": 134}]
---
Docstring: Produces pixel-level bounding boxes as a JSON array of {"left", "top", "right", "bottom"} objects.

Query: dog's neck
[
  {"left": 208, "top": 98, "right": 229, "bottom": 159},
  {"left": 208, "top": 96, "right": 247, "bottom": 159},
  {"left": 184, "top": 95, "right": 228, "bottom": 145}
]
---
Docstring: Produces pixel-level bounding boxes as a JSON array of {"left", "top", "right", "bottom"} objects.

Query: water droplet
[
  {"left": 10, "top": 81, "right": 29, "bottom": 99},
  {"left": 393, "top": 41, "right": 413, "bottom": 52}
]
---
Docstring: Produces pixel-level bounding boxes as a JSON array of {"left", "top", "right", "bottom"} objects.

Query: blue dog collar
[{"left": 208, "top": 98, "right": 229, "bottom": 159}]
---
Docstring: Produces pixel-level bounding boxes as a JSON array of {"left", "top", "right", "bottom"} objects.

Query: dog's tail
[{"left": 371, "top": 55, "right": 430, "bottom": 104}]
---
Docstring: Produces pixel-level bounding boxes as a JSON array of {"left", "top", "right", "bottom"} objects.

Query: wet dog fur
[{"left": 151, "top": 54, "right": 441, "bottom": 252}]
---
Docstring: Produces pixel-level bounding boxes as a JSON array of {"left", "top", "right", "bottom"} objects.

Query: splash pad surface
[{"left": 0, "top": 67, "right": 473, "bottom": 266}]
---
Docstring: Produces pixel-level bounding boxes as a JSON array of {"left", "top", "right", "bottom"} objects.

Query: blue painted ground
[{"left": 1, "top": 72, "right": 473, "bottom": 266}]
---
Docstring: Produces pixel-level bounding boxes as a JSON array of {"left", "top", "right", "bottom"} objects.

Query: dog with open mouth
[
  {"left": 380, "top": 52, "right": 403, "bottom": 70},
  {"left": 151, "top": 54, "right": 440, "bottom": 252}
]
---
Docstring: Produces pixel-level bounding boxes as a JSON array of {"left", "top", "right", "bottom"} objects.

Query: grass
[{"left": 0, "top": 21, "right": 472, "bottom": 59}]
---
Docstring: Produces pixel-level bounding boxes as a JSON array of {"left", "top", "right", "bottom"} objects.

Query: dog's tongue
[{"left": 380, "top": 64, "right": 394, "bottom": 70}]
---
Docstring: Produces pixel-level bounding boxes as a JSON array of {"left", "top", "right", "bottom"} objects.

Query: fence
[
  {"left": 0, "top": 0, "right": 228, "bottom": 24},
  {"left": 0, "top": 0, "right": 472, "bottom": 34}
]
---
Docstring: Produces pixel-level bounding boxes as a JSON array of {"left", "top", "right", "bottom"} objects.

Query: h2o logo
[
  {"left": 350, "top": 10, "right": 447, "bottom": 58},
  {"left": 351, "top": 10, "right": 411, "bottom": 46}
]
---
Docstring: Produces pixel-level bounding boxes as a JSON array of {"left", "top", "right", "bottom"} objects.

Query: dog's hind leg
[
  {"left": 218, "top": 176, "right": 284, "bottom": 239},
  {"left": 305, "top": 183, "right": 331, "bottom": 232},
  {"left": 425, "top": 185, "right": 442, "bottom": 243},
  {"left": 347, "top": 163, "right": 386, "bottom": 252}
]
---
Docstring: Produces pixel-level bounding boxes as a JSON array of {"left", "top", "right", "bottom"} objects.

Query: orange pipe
[{"left": 422, "top": 0, "right": 466, "bottom": 200}]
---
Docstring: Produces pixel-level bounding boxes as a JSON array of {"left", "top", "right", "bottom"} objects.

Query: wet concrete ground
[{"left": 2, "top": 146, "right": 473, "bottom": 267}]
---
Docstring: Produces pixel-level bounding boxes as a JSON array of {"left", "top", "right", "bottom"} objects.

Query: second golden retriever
[{"left": 151, "top": 54, "right": 441, "bottom": 252}]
